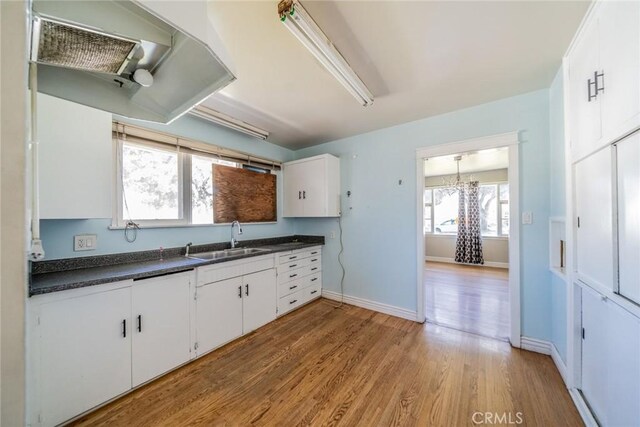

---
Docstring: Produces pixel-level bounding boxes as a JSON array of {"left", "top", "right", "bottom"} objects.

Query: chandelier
[{"left": 441, "top": 155, "right": 475, "bottom": 195}]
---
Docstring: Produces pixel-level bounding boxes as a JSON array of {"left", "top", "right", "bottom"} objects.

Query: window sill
[{"left": 109, "top": 221, "right": 279, "bottom": 230}]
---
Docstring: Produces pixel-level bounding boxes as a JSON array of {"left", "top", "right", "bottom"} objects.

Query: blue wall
[
  {"left": 294, "top": 89, "right": 553, "bottom": 341},
  {"left": 40, "top": 114, "right": 297, "bottom": 259},
  {"left": 549, "top": 68, "right": 568, "bottom": 362}
]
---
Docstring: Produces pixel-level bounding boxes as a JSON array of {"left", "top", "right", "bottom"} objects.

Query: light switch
[
  {"left": 522, "top": 211, "right": 533, "bottom": 225},
  {"left": 74, "top": 234, "right": 97, "bottom": 251}
]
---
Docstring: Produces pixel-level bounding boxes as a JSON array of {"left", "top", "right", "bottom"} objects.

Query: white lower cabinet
[
  {"left": 195, "top": 276, "right": 244, "bottom": 355},
  {"left": 30, "top": 250, "right": 320, "bottom": 425},
  {"left": 195, "top": 258, "right": 277, "bottom": 356},
  {"left": 581, "top": 285, "right": 640, "bottom": 426},
  {"left": 131, "top": 273, "right": 191, "bottom": 387},
  {"left": 277, "top": 246, "right": 323, "bottom": 316},
  {"left": 35, "top": 286, "right": 132, "bottom": 427},
  {"left": 242, "top": 269, "right": 277, "bottom": 333}
]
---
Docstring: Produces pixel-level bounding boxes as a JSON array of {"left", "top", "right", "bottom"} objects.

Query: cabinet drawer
[
  {"left": 277, "top": 263, "right": 321, "bottom": 284},
  {"left": 278, "top": 272, "right": 321, "bottom": 296},
  {"left": 277, "top": 281, "right": 322, "bottom": 316},
  {"left": 277, "top": 246, "right": 322, "bottom": 264},
  {"left": 277, "top": 257, "right": 311, "bottom": 275},
  {"left": 197, "top": 255, "right": 274, "bottom": 286}
]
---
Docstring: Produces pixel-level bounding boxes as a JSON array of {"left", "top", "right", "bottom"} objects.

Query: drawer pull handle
[
  {"left": 137, "top": 315, "right": 142, "bottom": 333},
  {"left": 289, "top": 285, "right": 297, "bottom": 290},
  {"left": 289, "top": 256, "right": 297, "bottom": 260},
  {"left": 289, "top": 299, "right": 298, "bottom": 305},
  {"left": 238, "top": 286, "right": 242, "bottom": 298},
  {"left": 289, "top": 264, "right": 297, "bottom": 268},
  {"left": 311, "top": 259, "right": 318, "bottom": 262},
  {"left": 311, "top": 267, "right": 318, "bottom": 271},
  {"left": 311, "top": 278, "right": 318, "bottom": 282},
  {"left": 245, "top": 284, "right": 249, "bottom": 297},
  {"left": 311, "top": 290, "right": 318, "bottom": 295},
  {"left": 311, "top": 251, "right": 318, "bottom": 255},
  {"left": 122, "top": 319, "right": 127, "bottom": 338},
  {"left": 290, "top": 274, "right": 298, "bottom": 278}
]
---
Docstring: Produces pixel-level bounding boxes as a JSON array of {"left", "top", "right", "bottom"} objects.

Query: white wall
[{"left": 1, "top": 1, "right": 28, "bottom": 424}]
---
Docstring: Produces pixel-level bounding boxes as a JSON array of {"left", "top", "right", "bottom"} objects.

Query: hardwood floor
[
  {"left": 424, "top": 262, "right": 510, "bottom": 340},
  {"left": 71, "top": 299, "right": 581, "bottom": 427}
]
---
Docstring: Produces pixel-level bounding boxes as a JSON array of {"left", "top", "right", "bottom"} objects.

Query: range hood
[{"left": 30, "top": 0, "right": 236, "bottom": 124}]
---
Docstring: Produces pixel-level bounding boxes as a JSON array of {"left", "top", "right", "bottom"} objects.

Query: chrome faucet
[
  {"left": 230, "top": 221, "right": 243, "bottom": 248},
  {"left": 185, "top": 242, "right": 193, "bottom": 257}
]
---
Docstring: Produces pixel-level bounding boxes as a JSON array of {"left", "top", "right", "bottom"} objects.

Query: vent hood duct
[{"left": 30, "top": 1, "right": 236, "bottom": 124}]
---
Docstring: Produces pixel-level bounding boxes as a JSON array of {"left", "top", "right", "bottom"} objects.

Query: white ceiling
[
  {"left": 424, "top": 147, "right": 509, "bottom": 177},
  {"left": 204, "top": 0, "right": 589, "bottom": 149}
]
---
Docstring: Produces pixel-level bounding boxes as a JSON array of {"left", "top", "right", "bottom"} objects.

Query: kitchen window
[
  {"left": 424, "top": 182, "right": 509, "bottom": 237},
  {"left": 112, "top": 122, "right": 280, "bottom": 228}
]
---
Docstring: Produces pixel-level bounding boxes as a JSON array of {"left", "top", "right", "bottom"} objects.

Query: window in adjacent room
[{"left": 424, "top": 183, "right": 509, "bottom": 237}]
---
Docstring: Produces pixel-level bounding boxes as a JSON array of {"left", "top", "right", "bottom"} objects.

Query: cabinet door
[
  {"left": 196, "top": 277, "right": 243, "bottom": 356},
  {"left": 242, "top": 269, "right": 277, "bottom": 333},
  {"left": 301, "top": 157, "right": 327, "bottom": 216},
  {"left": 575, "top": 147, "right": 614, "bottom": 289},
  {"left": 616, "top": 132, "right": 640, "bottom": 304},
  {"left": 38, "top": 93, "right": 113, "bottom": 219},
  {"left": 38, "top": 288, "right": 132, "bottom": 426},
  {"left": 581, "top": 286, "right": 609, "bottom": 424},
  {"left": 599, "top": 0, "right": 640, "bottom": 140},
  {"left": 605, "top": 300, "right": 640, "bottom": 426},
  {"left": 283, "top": 162, "right": 304, "bottom": 217},
  {"left": 131, "top": 273, "right": 191, "bottom": 387},
  {"left": 568, "top": 16, "right": 601, "bottom": 161}
]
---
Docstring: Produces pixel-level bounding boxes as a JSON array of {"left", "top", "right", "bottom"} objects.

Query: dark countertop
[{"left": 30, "top": 236, "right": 323, "bottom": 296}]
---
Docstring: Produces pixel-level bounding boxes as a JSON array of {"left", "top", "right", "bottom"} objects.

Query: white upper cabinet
[
  {"left": 599, "top": 0, "right": 640, "bottom": 140},
  {"left": 567, "top": 1, "right": 640, "bottom": 161},
  {"left": 38, "top": 94, "right": 113, "bottom": 219},
  {"left": 574, "top": 146, "right": 614, "bottom": 291},
  {"left": 283, "top": 154, "right": 341, "bottom": 217},
  {"left": 131, "top": 272, "right": 191, "bottom": 387},
  {"left": 568, "top": 15, "right": 601, "bottom": 161}
]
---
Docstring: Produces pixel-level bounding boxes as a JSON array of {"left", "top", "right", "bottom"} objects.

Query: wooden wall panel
[{"left": 213, "top": 166, "right": 277, "bottom": 223}]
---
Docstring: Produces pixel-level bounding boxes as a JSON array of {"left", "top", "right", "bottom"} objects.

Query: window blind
[{"left": 112, "top": 121, "right": 282, "bottom": 170}]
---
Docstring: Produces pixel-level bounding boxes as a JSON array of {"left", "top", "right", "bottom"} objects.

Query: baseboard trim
[
  {"left": 520, "top": 336, "right": 551, "bottom": 355},
  {"left": 569, "top": 388, "right": 599, "bottom": 427},
  {"left": 425, "top": 256, "right": 509, "bottom": 269},
  {"left": 550, "top": 344, "right": 568, "bottom": 386},
  {"left": 322, "top": 290, "right": 418, "bottom": 322}
]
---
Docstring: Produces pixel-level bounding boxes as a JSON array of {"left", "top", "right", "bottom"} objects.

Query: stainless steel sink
[{"left": 187, "top": 247, "right": 269, "bottom": 260}]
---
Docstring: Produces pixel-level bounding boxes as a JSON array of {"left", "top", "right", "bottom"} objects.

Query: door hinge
[
  {"left": 194, "top": 291, "right": 197, "bottom": 301},
  {"left": 36, "top": 316, "right": 40, "bottom": 326},
  {"left": 582, "top": 327, "right": 585, "bottom": 340}
]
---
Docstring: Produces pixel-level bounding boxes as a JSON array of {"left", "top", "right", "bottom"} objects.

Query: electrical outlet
[
  {"left": 522, "top": 211, "right": 533, "bottom": 225},
  {"left": 74, "top": 234, "right": 97, "bottom": 251},
  {"left": 329, "top": 231, "right": 336, "bottom": 239}
]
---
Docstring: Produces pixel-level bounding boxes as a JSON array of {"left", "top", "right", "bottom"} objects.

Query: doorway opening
[
  {"left": 423, "top": 148, "right": 510, "bottom": 340},
  {"left": 415, "top": 133, "right": 521, "bottom": 346}
]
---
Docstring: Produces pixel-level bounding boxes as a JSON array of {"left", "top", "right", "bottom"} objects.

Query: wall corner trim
[{"left": 321, "top": 290, "right": 418, "bottom": 322}]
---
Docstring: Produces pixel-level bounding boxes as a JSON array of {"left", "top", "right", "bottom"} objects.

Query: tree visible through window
[{"left": 424, "top": 183, "right": 509, "bottom": 237}]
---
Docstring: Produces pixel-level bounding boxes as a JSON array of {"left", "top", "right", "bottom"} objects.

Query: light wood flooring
[
  {"left": 72, "top": 299, "right": 581, "bottom": 427},
  {"left": 425, "top": 262, "right": 510, "bottom": 340}
]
